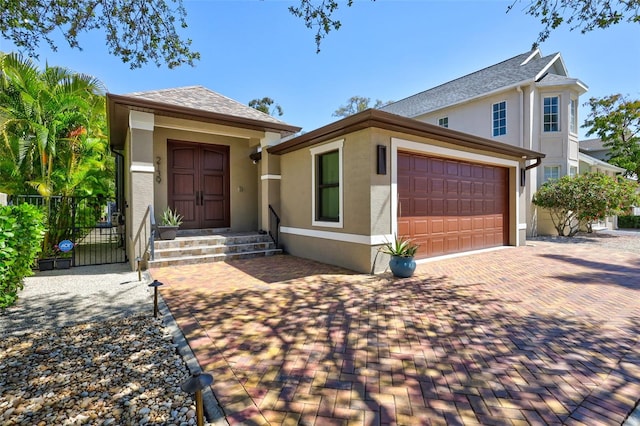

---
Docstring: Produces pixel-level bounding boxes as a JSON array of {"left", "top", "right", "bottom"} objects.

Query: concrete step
[
  {"left": 148, "top": 248, "right": 282, "bottom": 268},
  {"left": 153, "top": 241, "right": 275, "bottom": 259},
  {"left": 149, "top": 231, "right": 279, "bottom": 268}
]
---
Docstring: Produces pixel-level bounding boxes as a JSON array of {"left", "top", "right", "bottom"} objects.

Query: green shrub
[
  {"left": 0, "top": 204, "right": 45, "bottom": 309},
  {"left": 618, "top": 215, "right": 640, "bottom": 229}
]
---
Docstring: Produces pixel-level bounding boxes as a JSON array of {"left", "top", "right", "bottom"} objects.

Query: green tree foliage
[
  {"left": 584, "top": 94, "right": 640, "bottom": 179},
  {"left": 0, "top": 204, "right": 45, "bottom": 309},
  {"left": 0, "top": 52, "right": 114, "bottom": 257},
  {"left": 0, "top": 52, "right": 113, "bottom": 198},
  {"left": 0, "top": 0, "right": 199, "bottom": 69},
  {"left": 248, "top": 97, "right": 284, "bottom": 117},
  {"left": 333, "top": 96, "right": 391, "bottom": 118},
  {"left": 510, "top": 0, "right": 640, "bottom": 45},
  {"left": 290, "top": 0, "right": 639, "bottom": 52},
  {"left": 532, "top": 173, "right": 638, "bottom": 236}
]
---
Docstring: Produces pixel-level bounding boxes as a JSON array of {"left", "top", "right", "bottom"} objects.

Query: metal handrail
[
  {"left": 268, "top": 204, "right": 280, "bottom": 248},
  {"left": 133, "top": 204, "right": 156, "bottom": 262}
]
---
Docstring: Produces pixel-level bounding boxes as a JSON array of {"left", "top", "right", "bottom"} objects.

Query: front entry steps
[{"left": 148, "top": 231, "right": 281, "bottom": 268}]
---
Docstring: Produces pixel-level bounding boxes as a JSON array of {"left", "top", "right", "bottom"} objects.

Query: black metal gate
[{"left": 10, "top": 195, "right": 127, "bottom": 267}]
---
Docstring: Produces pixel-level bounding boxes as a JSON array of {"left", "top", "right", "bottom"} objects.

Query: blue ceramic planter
[{"left": 389, "top": 255, "right": 416, "bottom": 278}]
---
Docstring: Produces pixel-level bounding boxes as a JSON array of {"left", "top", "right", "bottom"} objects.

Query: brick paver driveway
[{"left": 151, "top": 231, "right": 640, "bottom": 425}]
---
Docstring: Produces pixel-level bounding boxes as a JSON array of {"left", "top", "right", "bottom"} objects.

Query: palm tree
[
  {"left": 0, "top": 52, "right": 113, "bottom": 255},
  {"left": 0, "top": 52, "right": 110, "bottom": 197}
]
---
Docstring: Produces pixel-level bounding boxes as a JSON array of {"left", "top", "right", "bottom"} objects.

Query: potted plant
[
  {"left": 157, "top": 207, "right": 183, "bottom": 240},
  {"left": 380, "top": 234, "right": 419, "bottom": 278}
]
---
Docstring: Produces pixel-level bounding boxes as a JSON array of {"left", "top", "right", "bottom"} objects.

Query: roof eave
[
  {"left": 269, "top": 109, "right": 544, "bottom": 161},
  {"left": 535, "top": 78, "right": 589, "bottom": 94},
  {"left": 579, "top": 152, "right": 626, "bottom": 172},
  {"left": 107, "top": 93, "right": 301, "bottom": 149}
]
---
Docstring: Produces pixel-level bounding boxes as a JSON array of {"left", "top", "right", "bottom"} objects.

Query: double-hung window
[
  {"left": 311, "top": 140, "right": 343, "bottom": 227},
  {"left": 544, "top": 165, "right": 560, "bottom": 181},
  {"left": 492, "top": 101, "right": 506, "bottom": 136},
  {"left": 543, "top": 96, "right": 560, "bottom": 132}
]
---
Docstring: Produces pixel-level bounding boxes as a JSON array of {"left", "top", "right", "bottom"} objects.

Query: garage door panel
[
  {"left": 414, "top": 176, "right": 428, "bottom": 192},
  {"left": 445, "top": 218, "right": 459, "bottom": 232},
  {"left": 398, "top": 152, "right": 508, "bottom": 259},
  {"left": 472, "top": 234, "right": 485, "bottom": 249},
  {"left": 413, "top": 219, "right": 428, "bottom": 236},
  {"left": 397, "top": 219, "right": 410, "bottom": 236},
  {"left": 446, "top": 199, "right": 458, "bottom": 215},
  {"left": 430, "top": 178, "right": 444, "bottom": 194},
  {"left": 445, "top": 236, "right": 459, "bottom": 252},
  {"left": 459, "top": 217, "right": 472, "bottom": 231},
  {"left": 430, "top": 238, "right": 445, "bottom": 256},
  {"left": 430, "top": 198, "right": 444, "bottom": 215},
  {"left": 431, "top": 158, "right": 444, "bottom": 174},
  {"left": 430, "top": 218, "right": 444, "bottom": 234},
  {"left": 413, "top": 198, "right": 428, "bottom": 215}
]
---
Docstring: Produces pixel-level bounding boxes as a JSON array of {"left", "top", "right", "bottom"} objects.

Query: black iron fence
[{"left": 9, "top": 195, "right": 127, "bottom": 267}]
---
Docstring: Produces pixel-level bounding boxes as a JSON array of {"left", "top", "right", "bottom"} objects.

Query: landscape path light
[
  {"left": 148, "top": 279, "right": 163, "bottom": 318},
  {"left": 181, "top": 371, "right": 213, "bottom": 426}
]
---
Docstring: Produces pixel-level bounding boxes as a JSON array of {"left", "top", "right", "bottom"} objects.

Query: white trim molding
[
  {"left": 281, "top": 226, "right": 391, "bottom": 246},
  {"left": 130, "top": 164, "right": 155, "bottom": 173},
  {"left": 261, "top": 174, "right": 282, "bottom": 181}
]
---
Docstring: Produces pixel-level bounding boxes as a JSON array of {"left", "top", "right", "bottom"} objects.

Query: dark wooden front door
[{"left": 168, "top": 141, "right": 230, "bottom": 229}]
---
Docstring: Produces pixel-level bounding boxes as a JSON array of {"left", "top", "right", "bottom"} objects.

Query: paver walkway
[{"left": 151, "top": 233, "right": 640, "bottom": 425}]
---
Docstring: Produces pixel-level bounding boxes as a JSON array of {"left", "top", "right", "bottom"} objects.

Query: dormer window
[{"left": 438, "top": 117, "right": 449, "bottom": 128}]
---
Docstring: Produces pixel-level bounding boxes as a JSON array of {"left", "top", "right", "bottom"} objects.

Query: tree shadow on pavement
[
  {"left": 540, "top": 253, "right": 640, "bottom": 289},
  {"left": 161, "top": 271, "right": 640, "bottom": 425}
]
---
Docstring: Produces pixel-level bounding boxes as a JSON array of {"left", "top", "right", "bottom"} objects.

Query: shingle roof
[
  {"left": 380, "top": 50, "right": 563, "bottom": 117},
  {"left": 124, "top": 85, "right": 290, "bottom": 126},
  {"left": 579, "top": 138, "right": 607, "bottom": 152}
]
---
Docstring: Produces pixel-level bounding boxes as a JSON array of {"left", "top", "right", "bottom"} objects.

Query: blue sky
[{"left": 1, "top": 0, "right": 638, "bottom": 138}]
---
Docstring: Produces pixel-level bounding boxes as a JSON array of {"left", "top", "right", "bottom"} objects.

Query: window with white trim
[
  {"left": 570, "top": 99, "right": 578, "bottom": 134},
  {"left": 492, "top": 101, "right": 506, "bottom": 136},
  {"left": 569, "top": 166, "right": 578, "bottom": 177},
  {"left": 543, "top": 96, "right": 560, "bottom": 132},
  {"left": 310, "top": 140, "right": 343, "bottom": 227},
  {"left": 544, "top": 165, "right": 560, "bottom": 181},
  {"left": 438, "top": 117, "right": 448, "bottom": 128}
]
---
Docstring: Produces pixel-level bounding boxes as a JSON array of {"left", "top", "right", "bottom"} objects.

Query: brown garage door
[{"left": 398, "top": 152, "right": 509, "bottom": 258}]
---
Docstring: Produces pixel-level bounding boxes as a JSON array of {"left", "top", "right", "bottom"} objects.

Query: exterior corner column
[
  {"left": 259, "top": 132, "right": 282, "bottom": 232},
  {"left": 127, "top": 111, "right": 155, "bottom": 269}
]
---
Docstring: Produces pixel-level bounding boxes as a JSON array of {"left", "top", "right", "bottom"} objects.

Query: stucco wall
[{"left": 152, "top": 127, "right": 259, "bottom": 232}]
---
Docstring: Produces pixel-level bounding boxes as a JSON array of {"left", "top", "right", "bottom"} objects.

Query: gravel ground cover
[
  {"left": 0, "top": 315, "right": 200, "bottom": 426},
  {"left": 529, "top": 229, "right": 640, "bottom": 252}
]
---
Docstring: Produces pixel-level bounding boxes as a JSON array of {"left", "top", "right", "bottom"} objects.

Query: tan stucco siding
[
  {"left": 152, "top": 127, "right": 259, "bottom": 231},
  {"left": 279, "top": 233, "right": 376, "bottom": 274},
  {"left": 280, "top": 129, "right": 373, "bottom": 235}
]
